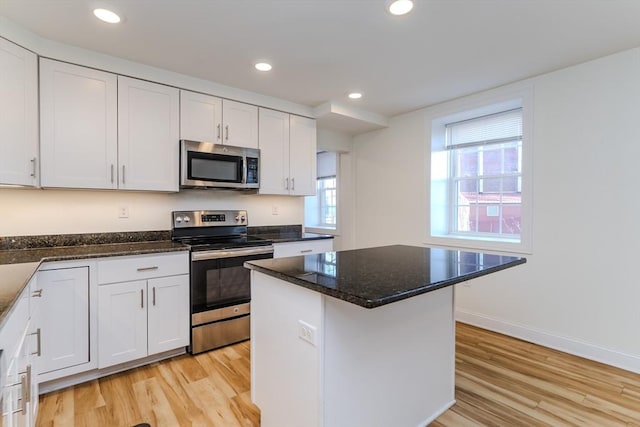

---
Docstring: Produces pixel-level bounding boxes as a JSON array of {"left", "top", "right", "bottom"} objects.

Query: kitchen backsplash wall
[{"left": 0, "top": 188, "right": 304, "bottom": 236}]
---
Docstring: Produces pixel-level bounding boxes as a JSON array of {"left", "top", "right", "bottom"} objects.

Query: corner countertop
[
  {"left": 245, "top": 244, "right": 526, "bottom": 308},
  {"left": 0, "top": 232, "right": 188, "bottom": 329}
]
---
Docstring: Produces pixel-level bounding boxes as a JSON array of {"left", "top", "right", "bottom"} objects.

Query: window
[
  {"left": 430, "top": 91, "right": 532, "bottom": 253},
  {"left": 447, "top": 108, "right": 522, "bottom": 238},
  {"left": 317, "top": 176, "right": 337, "bottom": 226},
  {"left": 305, "top": 151, "right": 338, "bottom": 230}
]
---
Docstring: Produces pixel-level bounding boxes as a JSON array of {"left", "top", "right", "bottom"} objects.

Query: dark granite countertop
[
  {"left": 0, "top": 232, "right": 188, "bottom": 329},
  {"left": 249, "top": 231, "right": 334, "bottom": 243},
  {"left": 247, "top": 225, "right": 333, "bottom": 243},
  {"left": 245, "top": 244, "right": 526, "bottom": 308},
  {"left": 0, "top": 240, "right": 187, "bottom": 265}
]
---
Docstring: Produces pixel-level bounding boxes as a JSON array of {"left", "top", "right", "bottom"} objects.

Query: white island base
[{"left": 250, "top": 271, "right": 456, "bottom": 427}]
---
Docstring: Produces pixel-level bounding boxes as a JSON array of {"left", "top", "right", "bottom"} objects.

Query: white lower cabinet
[
  {"left": 97, "top": 253, "right": 189, "bottom": 369},
  {"left": 273, "top": 239, "right": 334, "bottom": 259},
  {"left": 37, "top": 267, "right": 90, "bottom": 374},
  {"left": 1, "top": 273, "right": 39, "bottom": 427}
]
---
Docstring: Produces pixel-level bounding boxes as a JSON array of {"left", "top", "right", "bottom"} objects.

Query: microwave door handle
[{"left": 242, "top": 159, "right": 248, "bottom": 184}]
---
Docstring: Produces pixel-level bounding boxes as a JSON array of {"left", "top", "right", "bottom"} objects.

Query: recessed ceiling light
[
  {"left": 348, "top": 92, "right": 363, "bottom": 100},
  {"left": 255, "top": 62, "right": 272, "bottom": 72},
  {"left": 387, "top": 0, "right": 414, "bottom": 16},
  {"left": 93, "top": 8, "right": 121, "bottom": 24}
]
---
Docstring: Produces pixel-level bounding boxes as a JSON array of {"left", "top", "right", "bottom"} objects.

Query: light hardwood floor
[{"left": 37, "top": 323, "right": 640, "bottom": 426}]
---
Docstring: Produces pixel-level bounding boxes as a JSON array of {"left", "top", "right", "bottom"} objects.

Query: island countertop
[{"left": 245, "top": 244, "right": 526, "bottom": 308}]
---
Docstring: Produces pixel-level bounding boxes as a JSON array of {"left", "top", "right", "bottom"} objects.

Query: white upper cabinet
[
  {"left": 40, "top": 59, "right": 118, "bottom": 189},
  {"left": 289, "top": 115, "right": 317, "bottom": 196},
  {"left": 259, "top": 108, "right": 317, "bottom": 196},
  {"left": 180, "top": 90, "right": 223, "bottom": 143},
  {"left": 40, "top": 60, "right": 179, "bottom": 192},
  {"left": 118, "top": 76, "right": 179, "bottom": 191},
  {"left": 222, "top": 99, "right": 258, "bottom": 148},
  {"left": 258, "top": 108, "right": 290, "bottom": 195},
  {"left": 180, "top": 91, "right": 258, "bottom": 149},
  {"left": 0, "top": 38, "right": 38, "bottom": 187}
]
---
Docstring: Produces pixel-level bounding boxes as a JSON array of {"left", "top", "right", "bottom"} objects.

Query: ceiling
[{"left": 2, "top": 0, "right": 640, "bottom": 133}]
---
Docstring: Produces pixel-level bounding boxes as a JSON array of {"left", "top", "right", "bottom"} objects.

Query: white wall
[
  {"left": 0, "top": 188, "right": 303, "bottom": 236},
  {"left": 354, "top": 47, "right": 640, "bottom": 373}
]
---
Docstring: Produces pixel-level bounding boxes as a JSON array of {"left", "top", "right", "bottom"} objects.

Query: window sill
[
  {"left": 426, "top": 234, "right": 531, "bottom": 256},
  {"left": 305, "top": 226, "right": 339, "bottom": 236}
]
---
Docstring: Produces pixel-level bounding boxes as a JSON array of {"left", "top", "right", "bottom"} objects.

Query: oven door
[{"left": 190, "top": 247, "right": 274, "bottom": 315}]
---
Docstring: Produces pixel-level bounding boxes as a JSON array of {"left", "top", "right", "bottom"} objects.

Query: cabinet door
[
  {"left": 38, "top": 267, "right": 90, "bottom": 374},
  {"left": 258, "top": 108, "right": 290, "bottom": 195},
  {"left": 289, "top": 115, "right": 317, "bottom": 196},
  {"left": 98, "top": 280, "right": 147, "bottom": 368},
  {"left": 40, "top": 59, "right": 118, "bottom": 189},
  {"left": 180, "top": 90, "right": 223, "bottom": 143},
  {"left": 147, "top": 275, "right": 190, "bottom": 355},
  {"left": 0, "top": 38, "right": 38, "bottom": 187},
  {"left": 222, "top": 99, "right": 258, "bottom": 148},
  {"left": 118, "top": 76, "right": 179, "bottom": 191}
]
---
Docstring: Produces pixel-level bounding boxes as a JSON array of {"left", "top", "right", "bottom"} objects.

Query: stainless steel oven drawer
[
  {"left": 192, "top": 302, "right": 250, "bottom": 326},
  {"left": 191, "top": 314, "right": 250, "bottom": 354}
]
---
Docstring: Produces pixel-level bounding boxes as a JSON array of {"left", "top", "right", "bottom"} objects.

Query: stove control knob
[
  {"left": 175, "top": 216, "right": 183, "bottom": 223},
  {"left": 183, "top": 216, "right": 191, "bottom": 223}
]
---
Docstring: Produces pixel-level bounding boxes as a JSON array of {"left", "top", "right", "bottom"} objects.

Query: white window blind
[{"left": 446, "top": 108, "right": 522, "bottom": 149}]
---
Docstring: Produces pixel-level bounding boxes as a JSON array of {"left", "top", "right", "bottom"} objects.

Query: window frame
[{"left": 428, "top": 88, "right": 533, "bottom": 254}]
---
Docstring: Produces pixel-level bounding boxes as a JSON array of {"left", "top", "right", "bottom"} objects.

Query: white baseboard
[
  {"left": 455, "top": 310, "right": 640, "bottom": 374},
  {"left": 39, "top": 347, "right": 186, "bottom": 394}
]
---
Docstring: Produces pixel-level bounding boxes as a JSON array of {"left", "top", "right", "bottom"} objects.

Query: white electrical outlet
[
  {"left": 118, "top": 206, "right": 129, "bottom": 218},
  {"left": 272, "top": 205, "right": 279, "bottom": 215},
  {"left": 298, "top": 320, "right": 316, "bottom": 346}
]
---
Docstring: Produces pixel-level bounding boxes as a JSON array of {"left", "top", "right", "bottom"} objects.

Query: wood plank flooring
[{"left": 37, "top": 323, "right": 640, "bottom": 426}]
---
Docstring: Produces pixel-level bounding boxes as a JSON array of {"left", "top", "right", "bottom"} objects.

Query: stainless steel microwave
[{"left": 180, "top": 140, "right": 260, "bottom": 190}]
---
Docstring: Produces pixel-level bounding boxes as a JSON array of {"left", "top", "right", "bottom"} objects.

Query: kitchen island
[{"left": 245, "top": 245, "right": 525, "bottom": 427}]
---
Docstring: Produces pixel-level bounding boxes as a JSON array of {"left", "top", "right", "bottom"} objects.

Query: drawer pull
[
  {"left": 32, "top": 289, "right": 43, "bottom": 297},
  {"left": 137, "top": 266, "right": 159, "bottom": 272},
  {"left": 300, "top": 249, "right": 313, "bottom": 253}
]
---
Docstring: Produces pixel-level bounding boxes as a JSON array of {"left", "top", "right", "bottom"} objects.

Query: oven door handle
[{"left": 191, "top": 245, "right": 274, "bottom": 261}]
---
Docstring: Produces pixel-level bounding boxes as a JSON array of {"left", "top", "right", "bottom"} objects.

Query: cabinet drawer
[
  {"left": 97, "top": 252, "right": 189, "bottom": 284},
  {"left": 273, "top": 239, "right": 333, "bottom": 259}
]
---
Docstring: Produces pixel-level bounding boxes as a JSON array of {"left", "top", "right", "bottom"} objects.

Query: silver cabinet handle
[
  {"left": 141, "top": 289, "right": 144, "bottom": 309},
  {"left": 292, "top": 177, "right": 295, "bottom": 191},
  {"left": 122, "top": 165, "right": 126, "bottom": 184},
  {"left": 217, "top": 123, "right": 221, "bottom": 140},
  {"left": 153, "top": 287, "right": 156, "bottom": 306},
  {"left": 137, "top": 266, "right": 159, "bottom": 272},
  {"left": 19, "top": 370, "right": 28, "bottom": 412},
  {"left": 110, "top": 164, "right": 114, "bottom": 183},
  {"left": 30, "top": 157, "right": 37, "bottom": 178},
  {"left": 300, "top": 249, "right": 313, "bottom": 253},
  {"left": 225, "top": 125, "right": 229, "bottom": 141},
  {"left": 285, "top": 177, "right": 289, "bottom": 190},
  {"left": 32, "top": 289, "right": 42, "bottom": 298},
  {"left": 30, "top": 328, "right": 41, "bottom": 356}
]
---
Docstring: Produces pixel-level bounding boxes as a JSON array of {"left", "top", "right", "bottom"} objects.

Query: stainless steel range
[{"left": 172, "top": 210, "right": 273, "bottom": 354}]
